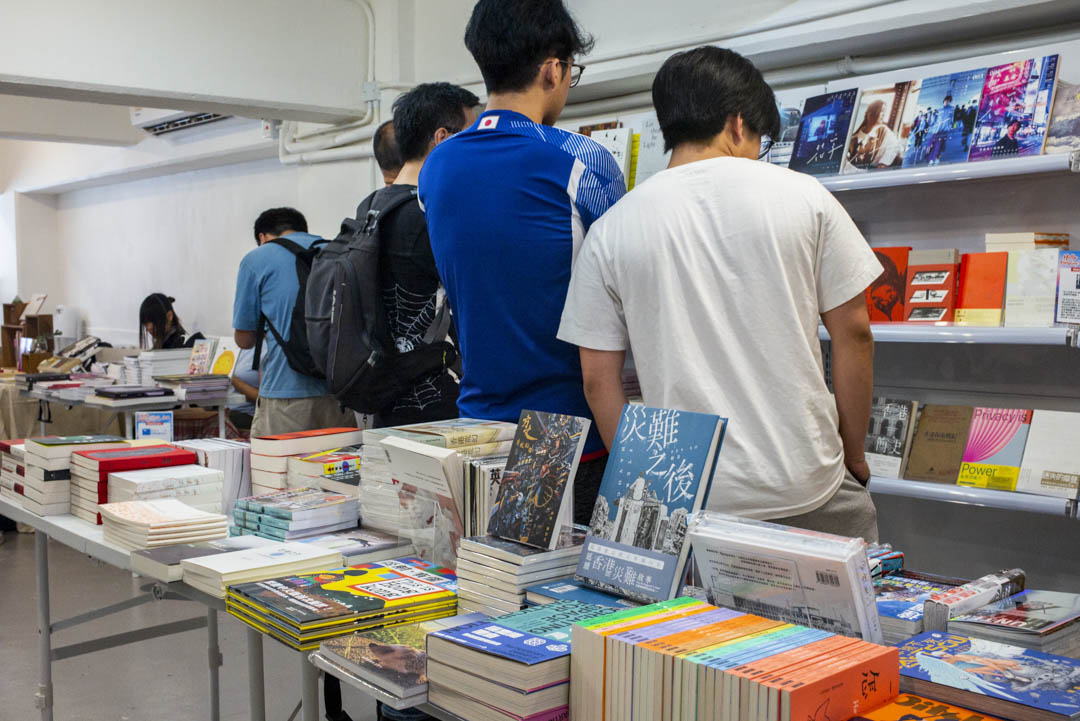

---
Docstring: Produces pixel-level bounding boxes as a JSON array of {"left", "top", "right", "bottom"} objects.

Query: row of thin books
[{"left": 865, "top": 399, "right": 1080, "bottom": 499}]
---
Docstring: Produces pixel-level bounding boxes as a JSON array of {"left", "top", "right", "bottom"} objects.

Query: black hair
[
  {"left": 652, "top": 46, "right": 780, "bottom": 153},
  {"left": 139, "top": 293, "right": 185, "bottom": 350},
  {"left": 392, "top": 83, "right": 481, "bottom": 162},
  {"left": 253, "top": 207, "right": 307, "bottom": 244},
  {"left": 373, "top": 120, "right": 403, "bottom": 174},
  {"left": 464, "top": 0, "right": 594, "bottom": 94}
]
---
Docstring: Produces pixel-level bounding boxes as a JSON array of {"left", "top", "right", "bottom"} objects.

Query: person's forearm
[
  {"left": 831, "top": 332, "right": 874, "bottom": 478},
  {"left": 583, "top": 377, "right": 627, "bottom": 451},
  {"left": 232, "top": 376, "right": 259, "bottom": 403}
]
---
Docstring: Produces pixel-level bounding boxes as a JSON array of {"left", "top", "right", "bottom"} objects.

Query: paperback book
[
  {"left": 902, "top": 68, "right": 988, "bottom": 168},
  {"left": 969, "top": 55, "right": 1059, "bottom": 161},
  {"left": 1016, "top": 410, "right": 1080, "bottom": 499},
  {"left": 843, "top": 81, "right": 913, "bottom": 172},
  {"left": 1005, "top": 248, "right": 1061, "bottom": 328},
  {"left": 788, "top": 88, "right": 859, "bottom": 175},
  {"left": 905, "top": 248, "right": 960, "bottom": 323},
  {"left": 575, "top": 405, "right": 726, "bottom": 603},
  {"left": 956, "top": 407, "right": 1033, "bottom": 491},
  {"left": 949, "top": 590, "right": 1080, "bottom": 657},
  {"left": 867, "top": 247, "right": 911, "bottom": 322},
  {"left": 865, "top": 398, "right": 918, "bottom": 479},
  {"left": 1057, "top": 250, "right": 1080, "bottom": 326},
  {"left": 905, "top": 405, "right": 974, "bottom": 484},
  {"left": 955, "top": 252, "right": 1009, "bottom": 327}
]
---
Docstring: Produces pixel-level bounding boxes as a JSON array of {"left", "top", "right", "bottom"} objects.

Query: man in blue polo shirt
[
  {"left": 418, "top": 0, "right": 625, "bottom": 523},
  {"left": 233, "top": 207, "right": 355, "bottom": 437}
]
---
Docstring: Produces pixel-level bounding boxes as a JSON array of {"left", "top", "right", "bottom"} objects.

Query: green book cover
[{"left": 491, "top": 599, "right": 609, "bottom": 641}]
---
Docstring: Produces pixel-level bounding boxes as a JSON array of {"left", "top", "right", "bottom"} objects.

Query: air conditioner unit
[{"left": 130, "top": 107, "right": 229, "bottom": 136}]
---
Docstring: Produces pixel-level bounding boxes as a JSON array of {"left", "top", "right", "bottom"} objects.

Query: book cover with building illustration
[
  {"left": 970, "top": 55, "right": 1058, "bottom": 161},
  {"left": 487, "top": 410, "right": 590, "bottom": 550},
  {"left": 575, "top": 405, "right": 726, "bottom": 604},
  {"left": 865, "top": 398, "right": 918, "bottom": 479}
]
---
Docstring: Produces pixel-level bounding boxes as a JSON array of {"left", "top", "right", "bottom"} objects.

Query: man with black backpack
[{"left": 232, "top": 207, "right": 356, "bottom": 436}]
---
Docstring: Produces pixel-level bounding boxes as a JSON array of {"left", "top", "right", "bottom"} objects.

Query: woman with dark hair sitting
[{"left": 139, "top": 293, "right": 204, "bottom": 350}]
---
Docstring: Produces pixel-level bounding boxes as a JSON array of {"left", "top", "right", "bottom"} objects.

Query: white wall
[{"left": 0, "top": 192, "right": 16, "bottom": 302}]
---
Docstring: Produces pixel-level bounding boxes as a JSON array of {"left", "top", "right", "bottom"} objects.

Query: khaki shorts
[
  {"left": 771, "top": 472, "right": 879, "bottom": 543},
  {"left": 250, "top": 396, "right": 357, "bottom": 437}
]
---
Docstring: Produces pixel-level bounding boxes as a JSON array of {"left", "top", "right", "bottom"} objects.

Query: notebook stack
[
  {"left": 22, "top": 435, "right": 128, "bottom": 516},
  {"left": 249, "top": 428, "right": 364, "bottom": 493},
  {"left": 948, "top": 590, "right": 1080, "bottom": 658},
  {"left": 131, "top": 534, "right": 277, "bottom": 582},
  {"left": 454, "top": 535, "right": 582, "bottom": 616},
  {"left": 570, "top": 597, "right": 899, "bottom": 721},
  {"left": 100, "top": 499, "right": 228, "bottom": 550},
  {"left": 231, "top": 487, "right": 360, "bottom": 541},
  {"left": 69, "top": 444, "right": 199, "bottom": 525},
  {"left": 874, "top": 569, "right": 966, "bottom": 645},
  {"left": 287, "top": 447, "right": 362, "bottom": 496},
  {"left": 172, "top": 438, "right": 252, "bottom": 517},
  {"left": 153, "top": 374, "right": 231, "bottom": 401},
  {"left": 0, "top": 438, "right": 26, "bottom": 505},
  {"left": 83, "top": 385, "right": 175, "bottom": 407},
  {"left": 179, "top": 541, "right": 343, "bottom": 598},
  {"left": 225, "top": 557, "right": 458, "bottom": 651},
  {"left": 316, "top": 614, "right": 487, "bottom": 711},
  {"left": 426, "top": 600, "right": 611, "bottom": 721},
  {"left": 107, "top": 465, "right": 225, "bottom": 514}
]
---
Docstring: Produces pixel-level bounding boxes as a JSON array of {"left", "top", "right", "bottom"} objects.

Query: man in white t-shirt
[{"left": 557, "top": 46, "right": 883, "bottom": 540}]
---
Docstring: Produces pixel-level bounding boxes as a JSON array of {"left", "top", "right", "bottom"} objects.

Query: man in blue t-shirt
[
  {"left": 232, "top": 207, "right": 355, "bottom": 437},
  {"left": 418, "top": 0, "right": 625, "bottom": 523}
]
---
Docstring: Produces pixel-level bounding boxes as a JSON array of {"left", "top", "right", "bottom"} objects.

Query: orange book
[
  {"left": 855, "top": 692, "right": 1008, "bottom": 721},
  {"left": 866, "top": 246, "right": 911, "bottom": 322},
  {"left": 249, "top": 427, "right": 363, "bottom": 456},
  {"left": 955, "top": 252, "right": 1008, "bottom": 326},
  {"left": 775, "top": 643, "right": 899, "bottom": 721}
]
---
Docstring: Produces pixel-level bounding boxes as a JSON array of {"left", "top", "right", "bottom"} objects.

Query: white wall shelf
[
  {"left": 868, "top": 477, "right": 1076, "bottom": 518},
  {"left": 819, "top": 151, "right": 1079, "bottom": 193},
  {"left": 819, "top": 324, "right": 1078, "bottom": 346}
]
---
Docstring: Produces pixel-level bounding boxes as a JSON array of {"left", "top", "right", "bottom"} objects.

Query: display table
[{"left": 0, "top": 382, "right": 121, "bottom": 439}]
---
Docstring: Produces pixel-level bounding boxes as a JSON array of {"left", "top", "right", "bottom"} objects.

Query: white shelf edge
[
  {"left": 820, "top": 151, "right": 1078, "bottom": 192},
  {"left": 819, "top": 324, "right": 1077, "bottom": 346},
  {"left": 868, "top": 476, "right": 1076, "bottom": 518}
]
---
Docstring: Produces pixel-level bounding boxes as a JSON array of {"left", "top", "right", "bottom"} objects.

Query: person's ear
[
  {"left": 433, "top": 127, "right": 452, "bottom": 146},
  {"left": 731, "top": 114, "right": 746, "bottom": 146},
  {"left": 540, "top": 58, "right": 560, "bottom": 91}
]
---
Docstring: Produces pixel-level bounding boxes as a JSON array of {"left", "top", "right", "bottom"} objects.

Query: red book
[
  {"left": 250, "top": 427, "right": 363, "bottom": 457},
  {"left": 905, "top": 249, "right": 960, "bottom": 323},
  {"left": 71, "top": 444, "right": 197, "bottom": 479},
  {"left": 0, "top": 439, "right": 24, "bottom": 454},
  {"left": 955, "top": 252, "right": 1009, "bottom": 326},
  {"left": 866, "top": 246, "right": 911, "bottom": 322}
]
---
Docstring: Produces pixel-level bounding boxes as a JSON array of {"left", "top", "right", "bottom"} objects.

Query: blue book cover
[
  {"left": 902, "top": 68, "right": 988, "bottom": 168},
  {"left": 788, "top": 88, "right": 859, "bottom": 175},
  {"left": 898, "top": 631, "right": 1080, "bottom": 716},
  {"left": 875, "top": 574, "right": 960, "bottom": 622},
  {"left": 524, "top": 578, "right": 640, "bottom": 609},
  {"left": 575, "top": 405, "right": 726, "bottom": 604}
]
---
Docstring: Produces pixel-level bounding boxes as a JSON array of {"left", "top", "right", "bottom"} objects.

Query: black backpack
[
  {"left": 253, "top": 236, "right": 329, "bottom": 377},
  {"left": 305, "top": 187, "right": 457, "bottom": 414}
]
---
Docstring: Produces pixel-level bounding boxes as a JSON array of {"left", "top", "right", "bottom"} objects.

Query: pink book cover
[{"left": 961, "top": 407, "right": 1033, "bottom": 467}]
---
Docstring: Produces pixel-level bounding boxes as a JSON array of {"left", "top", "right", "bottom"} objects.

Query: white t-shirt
[{"left": 557, "top": 156, "right": 882, "bottom": 519}]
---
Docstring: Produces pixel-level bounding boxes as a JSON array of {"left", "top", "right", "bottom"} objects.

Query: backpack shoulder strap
[
  {"left": 361, "top": 188, "right": 418, "bottom": 234},
  {"left": 266, "top": 237, "right": 307, "bottom": 255}
]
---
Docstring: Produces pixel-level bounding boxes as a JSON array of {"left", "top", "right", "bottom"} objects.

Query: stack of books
[
  {"left": 108, "top": 464, "right": 225, "bottom": 513},
  {"left": 15, "top": 372, "right": 71, "bottom": 392},
  {"left": 231, "top": 487, "right": 360, "bottom": 540},
  {"left": 570, "top": 597, "right": 899, "bottom": 721},
  {"left": 524, "top": 578, "right": 639, "bottom": 610},
  {"left": 52, "top": 375, "right": 116, "bottom": 403},
  {"left": 131, "top": 534, "right": 277, "bottom": 582},
  {"left": 0, "top": 438, "right": 26, "bottom": 505},
  {"left": 948, "top": 589, "right": 1080, "bottom": 658},
  {"left": 132, "top": 348, "right": 191, "bottom": 384},
  {"left": 315, "top": 614, "right": 484, "bottom": 711},
  {"left": 173, "top": 438, "right": 251, "bottom": 517},
  {"left": 287, "top": 447, "right": 362, "bottom": 496},
  {"left": 179, "top": 541, "right": 343, "bottom": 598},
  {"left": 922, "top": 569, "right": 1027, "bottom": 631},
  {"left": 248, "top": 428, "right": 364, "bottom": 493},
  {"left": 22, "top": 435, "right": 128, "bottom": 516},
  {"left": 899, "top": 631, "right": 1080, "bottom": 721},
  {"left": 100, "top": 498, "right": 228, "bottom": 550},
  {"left": 69, "top": 444, "right": 199, "bottom": 525},
  {"left": 426, "top": 600, "right": 611, "bottom": 721},
  {"left": 455, "top": 535, "right": 584, "bottom": 616},
  {"left": 295, "top": 527, "right": 413, "bottom": 564},
  {"left": 225, "top": 557, "right": 458, "bottom": 651},
  {"left": 84, "top": 385, "right": 175, "bottom": 407},
  {"left": 462, "top": 453, "right": 509, "bottom": 537},
  {"left": 153, "top": 374, "right": 231, "bottom": 401},
  {"left": 874, "top": 569, "right": 966, "bottom": 645}
]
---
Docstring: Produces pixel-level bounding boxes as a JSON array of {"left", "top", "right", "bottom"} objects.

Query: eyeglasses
[
  {"left": 758, "top": 136, "right": 774, "bottom": 160},
  {"left": 550, "top": 60, "right": 586, "bottom": 88}
]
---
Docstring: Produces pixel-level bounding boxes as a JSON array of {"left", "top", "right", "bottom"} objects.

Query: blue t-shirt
[
  {"left": 418, "top": 110, "right": 626, "bottom": 454},
  {"left": 231, "top": 346, "right": 259, "bottom": 414},
  {"left": 232, "top": 232, "right": 330, "bottom": 399}
]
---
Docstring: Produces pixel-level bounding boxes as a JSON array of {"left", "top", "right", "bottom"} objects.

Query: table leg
[
  {"left": 246, "top": 627, "right": 266, "bottom": 721},
  {"left": 217, "top": 407, "right": 226, "bottom": 438},
  {"left": 207, "top": 609, "right": 221, "bottom": 721},
  {"left": 35, "top": 531, "right": 53, "bottom": 721},
  {"left": 301, "top": 652, "right": 320, "bottom": 721}
]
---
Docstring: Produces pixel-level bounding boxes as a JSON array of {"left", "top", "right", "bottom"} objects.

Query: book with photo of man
[
  {"left": 842, "top": 81, "right": 913, "bottom": 173},
  {"left": 866, "top": 246, "right": 911, "bottom": 322},
  {"left": 788, "top": 87, "right": 859, "bottom": 175},
  {"left": 902, "top": 67, "right": 988, "bottom": 168},
  {"left": 970, "top": 55, "right": 1058, "bottom": 161},
  {"left": 487, "top": 410, "right": 590, "bottom": 550}
]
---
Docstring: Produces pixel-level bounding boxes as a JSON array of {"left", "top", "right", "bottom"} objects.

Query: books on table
[
  {"left": 25, "top": 434, "right": 127, "bottom": 461},
  {"left": 107, "top": 465, "right": 224, "bottom": 513},
  {"left": 317, "top": 613, "right": 486, "bottom": 709},
  {"left": 456, "top": 534, "right": 584, "bottom": 617},
  {"left": 232, "top": 487, "right": 360, "bottom": 541},
  {"left": 208, "top": 337, "right": 242, "bottom": 377},
  {"left": 250, "top": 427, "right": 364, "bottom": 457},
  {"left": 875, "top": 570, "right": 965, "bottom": 645},
  {"left": 524, "top": 578, "right": 639, "bottom": 610},
  {"left": 922, "top": 569, "right": 1027, "bottom": 632},
  {"left": 287, "top": 447, "right": 361, "bottom": 496},
  {"left": 463, "top": 453, "right": 509, "bottom": 537},
  {"left": 488, "top": 410, "right": 590, "bottom": 550},
  {"left": 180, "top": 541, "right": 343, "bottom": 598},
  {"left": 948, "top": 589, "right": 1080, "bottom": 658},
  {"left": 225, "top": 557, "right": 458, "bottom": 651},
  {"left": 70, "top": 444, "right": 201, "bottom": 525},
  {"left": 865, "top": 398, "right": 918, "bottom": 479},
  {"left": 131, "top": 534, "right": 277, "bottom": 582},
  {"left": 575, "top": 405, "right": 725, "bottom": 604},
  {"left": 898, "top": 631, "right": 1080, "bottom": 721},
  {"left": 22, "top": 434, "right": 127, "bottom": 516},
  {"left": 186, "top": 338, "right": 216, "bottom": 375},
  {"left": 99, "top": 499, "right": 228, "bottom": 550},
  {"left": 295, "top": 527, "right": 413, "bottom": 565},
  {"left": 687, "top": 511, "right": 883, "bottom": 643},
  {"left": 857, "top": 693, "right": 1008, "bottom": 721},
  {"left": 362, "top": 418, "right": 516, "bottom": 450},
  {"left": 172, "top": 438, "right": 251, "bottom": 517},
  {"left": 1017, "top": 410, "right": 1080, "bottom": 499}
]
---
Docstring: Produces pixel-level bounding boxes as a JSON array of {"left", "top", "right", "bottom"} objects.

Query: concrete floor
[{"left": 0, "top": 530, "right": 377, "bottom": 721}]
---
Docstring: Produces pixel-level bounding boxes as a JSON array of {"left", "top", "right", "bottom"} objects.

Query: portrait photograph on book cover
[{"left": 843, "top": 81, "right": 912, "bottom": 173}]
